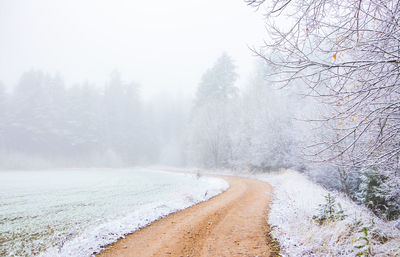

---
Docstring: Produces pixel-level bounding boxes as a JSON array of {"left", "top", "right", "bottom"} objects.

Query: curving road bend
[{"left": 97, "top": 176, "right": 273, "bottom": 257}]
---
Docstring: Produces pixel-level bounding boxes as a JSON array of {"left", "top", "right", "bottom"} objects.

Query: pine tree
[
  {"left": 195, "top": 53, "right": 238, "bottom": 107},
  {"left": 189, "top": 53, "right": 238, "bottom": 168},
  {"left": 355, "top": 169, "right": 400, "bottom": 220}
]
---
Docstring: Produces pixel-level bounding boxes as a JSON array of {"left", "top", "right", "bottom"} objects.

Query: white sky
[{"left": 0, "top": 0, "right": 266, "bottom": 99}]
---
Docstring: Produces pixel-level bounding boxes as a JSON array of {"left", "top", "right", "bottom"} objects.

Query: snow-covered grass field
[
  {"left": 0, "top": 168, "right": 228, "bottom": 257},
  {"left": 258, "top": 170, "right": 400, "bottom": 257}
]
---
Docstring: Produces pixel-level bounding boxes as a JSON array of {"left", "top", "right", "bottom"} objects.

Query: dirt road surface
[{"left": 96, "top": 176, "right": 273, "bottom": 257}]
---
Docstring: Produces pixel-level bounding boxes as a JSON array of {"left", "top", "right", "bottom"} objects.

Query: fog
[
  {"left": 0, "top": 0, "right": 279, "bottom": 169},
  {"left": 0, "top": 0, "right": 266, "bottom": 99}
]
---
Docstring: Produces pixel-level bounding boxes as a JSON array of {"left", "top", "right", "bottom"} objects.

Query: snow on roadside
[
  {"left": 144, "top": 167, "right": 400, "bottom": 256},
  {"left": 258, "top": 170, "right": 400, "bottom": 257},
  {"left": 37, "top": 174, "right": 228, "bottom": 257}
]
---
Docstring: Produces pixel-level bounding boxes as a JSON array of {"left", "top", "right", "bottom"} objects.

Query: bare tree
[{"left": 248, "top": 0, "right": 400, "bottom": 176}]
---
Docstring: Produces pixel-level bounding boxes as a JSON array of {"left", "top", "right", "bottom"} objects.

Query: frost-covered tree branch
[{"left": 250, "top": 0, "right": 400, "bottom": 173}]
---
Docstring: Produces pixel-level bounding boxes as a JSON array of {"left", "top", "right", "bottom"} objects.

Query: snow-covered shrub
[
  {"left": 306, "top": 165, "right": 400, "bottom": 221},
  {"left": 312, "top": 193, "right": 346, "bottom": 225},
  {"left": 353, "top": 169, "right": 400, "bottom": 220},
  {"left": 258, "top": 170, "right": 400, "bottom": 256}
]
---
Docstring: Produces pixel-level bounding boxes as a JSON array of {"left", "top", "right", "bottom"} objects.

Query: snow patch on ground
[{"left": 258, "top": 170, "right": 400, "bottom": 257}]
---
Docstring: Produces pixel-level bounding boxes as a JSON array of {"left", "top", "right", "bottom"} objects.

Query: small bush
[
  {"left": 354, "top": 170, "right": 400, "bottom": 220},
  {"left": 313, "top": 193, "right": 346, "bottom": 225},
  {"left": 354, "top": 225, "right": 372, "bottom": 256}
]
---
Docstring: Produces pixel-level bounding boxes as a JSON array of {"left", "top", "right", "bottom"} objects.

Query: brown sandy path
[{"left": 96, "top": 176, "right": 273, "bottom": 257}]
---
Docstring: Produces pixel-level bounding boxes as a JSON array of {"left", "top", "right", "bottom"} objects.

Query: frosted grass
[
  {"left": 258, "top": 170, "right": 400, "bottom": 256},
  {"left": 0, "top": 168, "right": 228, "bottom": 257}
]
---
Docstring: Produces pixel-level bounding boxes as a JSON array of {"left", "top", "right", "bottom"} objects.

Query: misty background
[{"left": 0, "top": 0, "right": 289, "bottom": 169}]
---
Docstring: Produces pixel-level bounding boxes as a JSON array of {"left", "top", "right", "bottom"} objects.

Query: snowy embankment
[
  {"left": 258, "top": 170, "right": 400, "bottom": 256},
  {"left": 0, "top": 169, "right": 228, "bottom": 257}
]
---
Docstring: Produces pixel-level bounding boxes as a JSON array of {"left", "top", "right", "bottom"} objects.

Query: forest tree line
[
  {"left": 0, "top": 56, "right": 299, "bottom": 171},
  {"left": 0, "top": 71, "right": 187, "bottom": 168}
]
